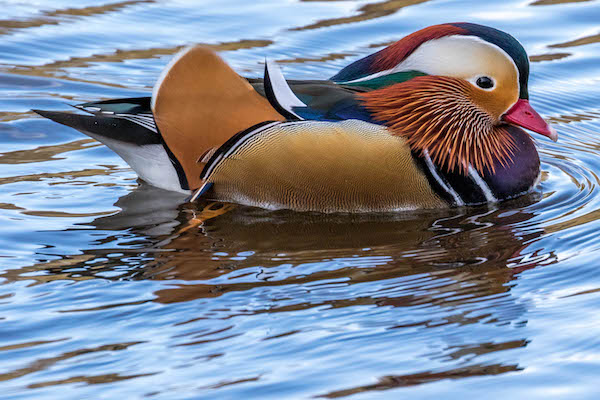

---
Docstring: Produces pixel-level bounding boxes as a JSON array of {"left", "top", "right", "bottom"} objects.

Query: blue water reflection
[{"left": 1, "top": 0, "right": 600, "bottom": 398}]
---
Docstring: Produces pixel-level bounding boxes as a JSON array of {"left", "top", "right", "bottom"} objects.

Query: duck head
[{"left": 332, "top": 22, "right": 556, "bottom": 175}]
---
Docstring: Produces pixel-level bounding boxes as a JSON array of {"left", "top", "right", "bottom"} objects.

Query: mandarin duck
[{"left": 35, "top": 22, "right": 557, "bottom": 213}]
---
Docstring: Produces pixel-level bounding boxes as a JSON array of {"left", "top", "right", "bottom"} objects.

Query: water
[{"left": 1, "top": 0, "right": 599, "bottom": 398}]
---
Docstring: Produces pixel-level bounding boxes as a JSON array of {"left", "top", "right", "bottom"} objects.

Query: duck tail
[
  {"left": 32, "top": 108, "right": 190, "bottom": 193},
  {"left": 35, "top": 47, "right": 284, "bottom": 193}
]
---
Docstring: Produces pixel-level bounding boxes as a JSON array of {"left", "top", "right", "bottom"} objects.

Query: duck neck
[{"left": 413, "top": 125, "right": 540, "bottom": 205}]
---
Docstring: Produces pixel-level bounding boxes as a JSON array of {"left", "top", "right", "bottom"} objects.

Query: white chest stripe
[
  {"left": 468, "top": 165, "right": 498, "bottom": 203},
  {"left": 423, "top": 150, "right": 464, "bottom": 206}
]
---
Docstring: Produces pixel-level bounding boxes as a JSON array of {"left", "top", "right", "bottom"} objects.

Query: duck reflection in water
[
  {"left": 82, "top": 184, "right": 559, "bottom": 392},
  {"left": 89, "top": 183, "right": 554, "bottom": 306},
  {"left": 6, "top": 183, "right": 557, "bottom": 392}
]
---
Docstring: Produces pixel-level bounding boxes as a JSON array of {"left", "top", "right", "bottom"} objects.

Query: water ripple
[{"left": 1, "top": 0, "right": 600, "bottom": 399}]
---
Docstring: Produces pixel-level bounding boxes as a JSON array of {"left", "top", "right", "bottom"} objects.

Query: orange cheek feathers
[{"left": 359, "top": 76, "right": 517, "bottom": 175}]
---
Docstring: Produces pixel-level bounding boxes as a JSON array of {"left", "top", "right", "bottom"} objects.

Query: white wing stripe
[
  {"left": 114, "top": 114, "right": 158, "bottom": 133},
  {"left": 265, "top": 59, "right": 306, "bottom": 120}
]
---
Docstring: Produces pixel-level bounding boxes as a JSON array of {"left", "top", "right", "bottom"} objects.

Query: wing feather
[{"left": 151, "top": 46, "right": 284, "bottom": 189}]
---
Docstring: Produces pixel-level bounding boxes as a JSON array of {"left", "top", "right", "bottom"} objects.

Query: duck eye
[{"left": 476, "top": 76, "right": 494, "bottom": 89}]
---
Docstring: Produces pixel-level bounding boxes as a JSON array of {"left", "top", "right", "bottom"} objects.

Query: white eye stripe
[{"left": 340, "top": 35, "right": 519, "bottom": 96}]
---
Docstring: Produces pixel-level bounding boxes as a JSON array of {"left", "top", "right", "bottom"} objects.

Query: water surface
[{"left": 1, "top": 0, "right": 600, "bottom": 398}]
